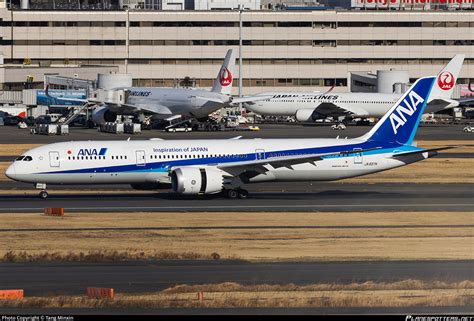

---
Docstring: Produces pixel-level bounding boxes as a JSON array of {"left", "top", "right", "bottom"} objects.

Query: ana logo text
[
  {"left": 219, "top": 67, "right": 232, "bottom": 87},
  {"left": 437, "top": 72, "right": 455, "bottom": 91},
  {"left": 77, "top": 148, "right": 108, "bottom": 156},
  {"left": 389, "top": 91, "right": 424, "bottom": 134}
]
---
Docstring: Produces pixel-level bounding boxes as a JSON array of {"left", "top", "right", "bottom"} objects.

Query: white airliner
[
  {"left": 52, "top": 49, "right": 262, "bottom": 125},
  {"left": 6, "top": 74, "right": 450, "bottom": 199},
  {"left": 244, "top": 55, "right": 464, "bottom": 122}
]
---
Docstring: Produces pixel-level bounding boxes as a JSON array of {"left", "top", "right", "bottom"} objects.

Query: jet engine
[
  {"left": 295, "top": 109, "right": 325, "bottom": 122},
  {"left": 171, "top": 167, "right": 224, "bottom": 195},
  {"left": 92, "top": 106, "right": 118, "bottom": 124}
]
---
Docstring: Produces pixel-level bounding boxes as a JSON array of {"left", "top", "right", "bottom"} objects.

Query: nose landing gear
[
  {"left": 39, "top": 190, "right": 49, "bottom": 199},
  {"left": 35, "top": 183, "right": 48, "bottom": 199}
]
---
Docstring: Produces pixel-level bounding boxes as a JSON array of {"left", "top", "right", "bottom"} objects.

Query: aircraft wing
[
  {"left": 105, "top": 102, "right": 173, "bottom": 115},
  {"left": 313, "top": 102, "right": 370, "bottom": 118},
  {"left": 217, "top": 146, "right": 380, "bottom": 177},
  {"left": 426, "top": 98, "right": 460, "bottom": 112}
]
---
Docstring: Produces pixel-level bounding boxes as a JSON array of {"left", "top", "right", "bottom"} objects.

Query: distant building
[
  {"left": 194, "top": 0, "right": 260, "bottom": 10},
  {"left": 0, "top": 8, "right": 472, "bottom": 94},
  {"left": 6, "top": 0, "right": 260, "bottom": 10}
]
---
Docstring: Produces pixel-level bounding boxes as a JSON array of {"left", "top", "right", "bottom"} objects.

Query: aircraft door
[
  {"left": 136, "top": 150, "right": 146, "bottom": 166},
  {"left": 353, "top": 148, "right": 363, "bottom": 164},
  {"left": 49, "top": 151, "right": 60, "bottom": 167},
  {"left": 255, "top": 149, "right": 266, "bottom": 160}
]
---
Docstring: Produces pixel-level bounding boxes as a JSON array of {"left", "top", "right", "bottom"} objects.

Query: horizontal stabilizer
[
  {"left": 392, "top": 146, "right": 457, "bottom": 159},
  {"left": 231, "top": 95, "right": 274, "bottom": 105},
  {"left": 192, "top": 95, "right": 227, "bottom": 104}
]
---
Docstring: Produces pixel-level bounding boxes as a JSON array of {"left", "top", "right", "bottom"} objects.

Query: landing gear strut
[{"left": 225, "top": 188, "right": 249, "bottom": 199}]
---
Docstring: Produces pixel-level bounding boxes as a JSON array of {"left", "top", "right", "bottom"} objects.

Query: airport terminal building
[{"left": 0, "top": 4, "right": 473, "bottom": 95}]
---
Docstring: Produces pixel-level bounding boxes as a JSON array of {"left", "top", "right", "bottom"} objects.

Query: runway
[
  {"left": 1, "top": 260, "right": 472, "bottom": 296},
  {"left": 0, "top": 183, "right": 473, "bottom": 212}
]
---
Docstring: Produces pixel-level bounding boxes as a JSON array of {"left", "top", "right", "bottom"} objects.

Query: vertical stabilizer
[
  {"left": 361, "top": 76, "right": 436, "bottom": 145},
  {"left": 428, "top": 54, "right": 465, "bottom": 101},
  {"left": 211, "top": 49, "right": 236, "bottom": 95}
]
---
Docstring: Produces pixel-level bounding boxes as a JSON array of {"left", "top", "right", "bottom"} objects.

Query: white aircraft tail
[
  {"left": 429, "top": 54, "right": 465, "bottom": 101},
  {"left": 211, "top": 49, "right": 236, "bottom": 96}
]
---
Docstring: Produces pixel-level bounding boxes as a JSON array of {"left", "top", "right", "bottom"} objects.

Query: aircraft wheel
[
  {"left": 238, "top": 189, "right": 249, "bottom": 199},
  {"left": 226, "top": 189, "right": 239, "bottom": 199},
  {"left": 39, "top": 190, "right": 49, "bottom": 199}
]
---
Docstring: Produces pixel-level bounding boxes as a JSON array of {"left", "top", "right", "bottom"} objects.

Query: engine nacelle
[
  {"left": 171, "top": 167, "right": 224, "bottom": 195},
  {"left": 295, "top": 109, "right": 325, "bottom": 122},
  {"left": 92, "top": 106, "right": 117, "bottom": 125}
]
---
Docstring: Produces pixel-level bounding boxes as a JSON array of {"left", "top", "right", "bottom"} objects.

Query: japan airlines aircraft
[
  {"left": 244, "top": 55, "right": 464, "bottom": 122},
  {"left": 51, "top": 49, "right": 262, "bottom": 125},
  {"left": 6, "top": 75, "right": 451, "bottom": 199}
]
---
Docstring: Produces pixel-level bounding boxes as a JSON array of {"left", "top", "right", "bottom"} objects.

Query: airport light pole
[{"left": 238, "top": 4, "right": 244, "bottom": 116}]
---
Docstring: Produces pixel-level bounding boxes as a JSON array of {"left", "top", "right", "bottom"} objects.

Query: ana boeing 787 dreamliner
[{"left": 6, "top": 75, "right": 450, "bottom": 199}]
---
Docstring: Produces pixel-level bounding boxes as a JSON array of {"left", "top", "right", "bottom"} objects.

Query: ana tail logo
[
  {"left": 437, "top": 71, "right": 455, "bottom": 91},
  {"left": 389, "top": 90, "right": 425, "bottom": 134},
  {"left": 219, "top": 67, "right": 232, "bottom": 87}
]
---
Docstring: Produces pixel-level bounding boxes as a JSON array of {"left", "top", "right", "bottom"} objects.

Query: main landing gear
[
  {"left": 225, "top": 188, "right": 249, "bottom": 199},
  {"left": 35, "top": 183, "right": 48, "bottom": 199}
]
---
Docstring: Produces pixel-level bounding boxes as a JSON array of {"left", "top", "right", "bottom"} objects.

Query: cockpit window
[
  {"left": 23, "top": 156, "right": 33, "bottom": 161},
  {"left": 15, "top": 156, "right": 25, "bottom": 161}
]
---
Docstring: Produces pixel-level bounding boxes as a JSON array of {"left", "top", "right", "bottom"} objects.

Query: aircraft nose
[{"left": 5, "top": 163, "right": 16, "bottom": 180}]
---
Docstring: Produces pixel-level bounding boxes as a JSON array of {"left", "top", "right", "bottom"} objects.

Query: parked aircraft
[
  {"left": 6, "top": 74, "right": 451, "bottom": 199},
  {"left": 244, "top": 55, "right": 464, "bottom": 123},
  {"left": 49, "top": 49, "right": 263, "bottom": 125}
]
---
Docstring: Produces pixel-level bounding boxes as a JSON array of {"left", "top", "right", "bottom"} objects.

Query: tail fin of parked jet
[
  {"left": 361, "top": 76, "right": 436, "bottom": 145},
  {"left": 429, "top": 54, "right": 465, "bottom": 101},
  {"left": 211, "top": 49, "right": 236, "bottom": 96}
]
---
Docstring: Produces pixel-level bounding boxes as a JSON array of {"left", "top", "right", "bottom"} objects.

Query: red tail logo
[
  {"left": 219, "top": 67, "right": 232, "bottom": 87},
  {"left": 437, "top": 71, "right": 455, "bottom": 91}
]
